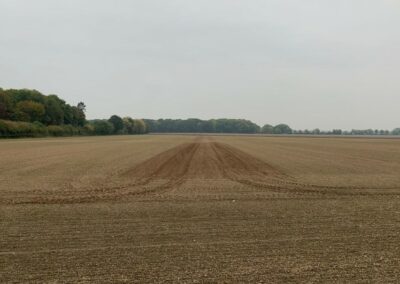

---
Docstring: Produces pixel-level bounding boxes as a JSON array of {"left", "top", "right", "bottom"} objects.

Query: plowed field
[{"left": 1, "top": 135, "right": 400, "bottom": 282}]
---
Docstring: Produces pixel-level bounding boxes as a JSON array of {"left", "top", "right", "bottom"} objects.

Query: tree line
[
  {"left": 261, "top": 125, "right": 400, "bottom": 135},
  {"left": 145, "top": 120, "right": 400, "bottom": 136},
  {"left": 291, "top": 128, "right": 400, "bottom": 136},
  {"left": 1, "top": 87, "right": 399, "bottom": 138},
  {"left": 0, "top": 88, "right": 86, "bottom": 126},
  {"left": 91, "top": 116, "right": 147, "bottom": 135},
  {"left": 144, "top": 118, "right": 260, "bottom": 133},
  {"left": 0, "top": 88, "right": 146, "bottom": 137}
]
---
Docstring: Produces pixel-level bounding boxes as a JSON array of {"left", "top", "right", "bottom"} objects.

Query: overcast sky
[{"left": 1, "top": 0, "right": 399, "bottom": 130}]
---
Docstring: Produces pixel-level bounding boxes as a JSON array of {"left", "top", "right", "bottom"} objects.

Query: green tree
[
  {"left": 71, "top": 103, "right": 86, "bottom": 127},
  {"left": 332, "top": 129, "right": 342, "bottom": 135},
  {"left": 261, "top": 124, "right": 274, "bottom": 134},
  {"left": 312, "top": 128, "right": 321, "bottom": 135},
  {"left": 91, "top": 120, "right": 114, "bottom": 135},
  {"left": 62, "top": 104, "right": 73, "bottom": 125},
  {"left": 6, "top": 89, "right": 45, "bottom": 105},
  {"left": 0, "top": 90, "right": 11, "bottom": 119},
  {"left": 77, "top": 102, "right": 86, "bottom": 113},
  {"left": 108, "top": 115, "right": 124, "bottom": 134},
  {"left": 392, "top": 128, "right": 400, "bottom": 135},
  {"left": 200, "top": 120, "right": 216, "bottom": 133},
  {"left": 273, "top": 124, "right": 292, "bottom": 134},
  {"left": 44, "top": 95, "right": 64, "bottom": 125}
]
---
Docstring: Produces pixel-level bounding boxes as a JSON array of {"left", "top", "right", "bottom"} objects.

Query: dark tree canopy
[{"left": 108, "top": 115, "right": 124, "bottom": 133}]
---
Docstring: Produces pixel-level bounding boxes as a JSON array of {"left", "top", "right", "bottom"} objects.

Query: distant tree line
[
  {"left": 144, "top": 119, "right": 260, "bottom": 133},
  {"left": 261, "top": 125, "right": 400, "bottom": 136},
  {"left": 292, "top": 128, "right": 400, "bottom": 136},
  {"left": 260, "top": 124, "right": 293, "bottom": 134},
  {"left": 2, "top": 87, "right": 399, "bottom": 138},
  {"left": 145, "top": 119, "right": 400, "bottom": 136}
]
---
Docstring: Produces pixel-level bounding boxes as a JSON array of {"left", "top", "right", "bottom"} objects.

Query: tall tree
[{"left": 72, "top": 102, "right": 86, "bottom": 126}]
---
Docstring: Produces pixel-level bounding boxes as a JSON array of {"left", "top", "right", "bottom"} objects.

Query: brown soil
[
  {"left": 4, "top": 139, "right": 399, "bottom": 205},
  {"left": 124, "top": 141, "right": 284, "bottom": 180},
  {"left": 2, "top": 135, "right": 400, "bottom": 283},
  {"left": 118, "top": 140, "right": 400, "bottom": 200}
]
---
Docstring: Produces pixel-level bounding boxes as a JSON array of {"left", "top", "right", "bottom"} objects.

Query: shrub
[
  {"left": 0, "top": 119, "right": 91, "bottom": 138},
  {"left": 90, "top": 120, "right": 115, "bottom": 135},
  {"left": 0, "top": 119, "right": 46, "bottom": 137},
  {"left": 47, "top": 125, "right": 65, "bottom": 137}
]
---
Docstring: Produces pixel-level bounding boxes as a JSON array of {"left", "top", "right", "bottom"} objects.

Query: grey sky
[{"left": 1, "top": 0, "right": 399, "bottom": 130}]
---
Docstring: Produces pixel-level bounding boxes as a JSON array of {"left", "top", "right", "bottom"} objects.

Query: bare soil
[{"left": 1, "top": 135, "right": 400, "bottom": 282}]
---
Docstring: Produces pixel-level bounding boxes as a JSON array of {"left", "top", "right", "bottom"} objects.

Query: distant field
[{"left": 1, "top": 135, "right": 400, "bottom": 282}]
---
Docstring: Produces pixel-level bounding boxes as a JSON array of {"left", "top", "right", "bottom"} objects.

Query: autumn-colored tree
[
  {"left": 15, "top": 100, "right": 45, "bottom": 122},
  {"left": 123, "top": 117, "right": 135, "bottom": 134},
  {"left": 134, "top": 119, "right": 147, "bottom": 134}
]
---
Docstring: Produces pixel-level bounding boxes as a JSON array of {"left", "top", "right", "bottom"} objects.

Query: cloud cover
[{"left": 1, "top": 0, "right": 399, "bottom": 129}]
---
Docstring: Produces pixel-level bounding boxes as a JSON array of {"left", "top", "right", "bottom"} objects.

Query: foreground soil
[{"left": 1, "top": 135, "right": 400, "bottom": 282}]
